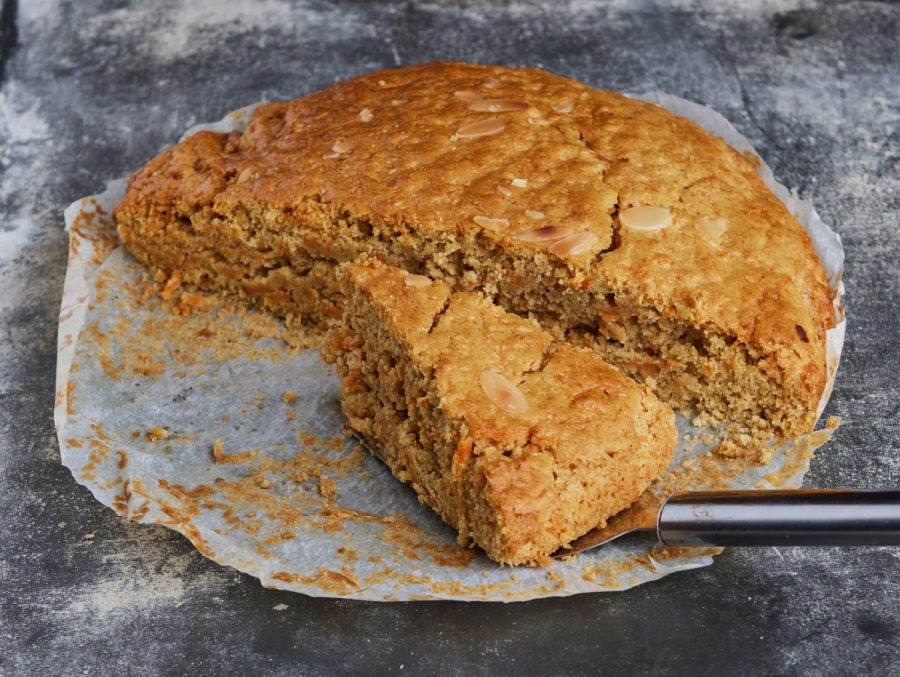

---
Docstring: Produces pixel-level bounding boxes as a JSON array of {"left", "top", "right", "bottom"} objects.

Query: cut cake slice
[{"left": 324, "top": 258, "right": 676, "bottom": 565}]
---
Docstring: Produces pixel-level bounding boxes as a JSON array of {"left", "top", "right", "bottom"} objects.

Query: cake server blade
[{"left": 554, "top": 489, "right": 900, "bottom": 557}]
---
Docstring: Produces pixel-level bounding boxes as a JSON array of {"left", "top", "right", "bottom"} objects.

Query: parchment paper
[{"left": 54, "top": 93, "right": 846, "bottom": 601}]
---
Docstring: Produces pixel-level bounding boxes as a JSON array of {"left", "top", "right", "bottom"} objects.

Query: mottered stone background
[{"left": 1, "top": 0, "right": 898, "bottom": 674}]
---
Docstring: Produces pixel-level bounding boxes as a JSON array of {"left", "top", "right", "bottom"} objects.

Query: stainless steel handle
[{"left": 657, "top": 489, "right": 900, "bottom": 547}]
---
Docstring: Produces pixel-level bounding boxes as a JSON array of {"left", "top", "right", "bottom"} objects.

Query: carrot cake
[
  {"left": 113, "top": 61, "right": 834, "bottom": 455},
  {"left": 322, "top": 259, "right": 676, "bottom": 565}
]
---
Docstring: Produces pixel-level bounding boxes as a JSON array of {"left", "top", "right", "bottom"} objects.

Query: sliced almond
[
  {"left": 511, "top": 178, "right": 528, "bottom": 188},
  {"left": 552, "top": 99, "right": 575, "bottom": 114},
  {"left": 512, "top": 226, "right": 574, "bottom": 242},
  {"left": 455, "top": 118, "right": 506, "bottom": 139},
  {"left": 548, "top": 231, "right": 599, "bottom": 257},
  {"left": 403, "top": 274, "right": 431, "bottom": 288},
  {"left": 481, "top": 77, "right": 502, "bottom": 89},
  {"left": 467, "top": 98, "right": 529, "bottom": 113},
  {"left": 473, "top": 215, "right": 510, "bottom": 230},
  {"left": 620, "top": 206, "right": 673, "bottom": 232},
  {"left": 391, "top": 99, "right": 406, "bottom": 106},
  {"left": 479, "top": 371, "right": 528, "bottom": 413},
  {"left": 497, "top": 185, "right": 513, "bottom": 197},
  {"left": 322, "top": 151, "right": 341, "bottom": 159},
  {"left": 695, "top": 217, "right": 728, "bottom": 244},
  {"left": 235, "top": 167, "right": 255, "bottom": 184},
  {"left": 331, "top": 140, "right": 353, "bottom": 154},
  {"left": 525, "top": 209, "right": 545, "bottom": 220},
  {"left": 358, "top": 108, "right": 374, "bottom": 122},
  {"left": 453, "top": 90, "right": 481, "bottom": 102}
]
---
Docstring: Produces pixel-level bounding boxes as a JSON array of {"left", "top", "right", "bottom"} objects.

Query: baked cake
[
  {"left": 323, "top": 258, "right": 676, "bottom": 565},
  {"left": 114, "top": 61, "right": 834, "bottom": 454}
]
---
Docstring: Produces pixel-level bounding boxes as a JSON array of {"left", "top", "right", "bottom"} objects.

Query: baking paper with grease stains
[{"left": 54, "top": 94, "right": 846, "bottom": 601}]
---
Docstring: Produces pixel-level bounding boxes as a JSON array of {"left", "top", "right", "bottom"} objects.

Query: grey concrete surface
[{"left": 1, "top": 0, "right": 898, "bottom": 674}]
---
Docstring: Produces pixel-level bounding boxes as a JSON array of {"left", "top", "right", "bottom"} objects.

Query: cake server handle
[{"left": 658, "top": 489, "right": 900, "bottom": 546}]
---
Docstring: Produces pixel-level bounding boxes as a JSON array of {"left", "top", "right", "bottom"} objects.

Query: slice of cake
[
  {"left": 114, "top": 62, "right": 835, "bottom": 453},
  {"left": 323, "top": 258, "right": 676, "bottom": 565}
]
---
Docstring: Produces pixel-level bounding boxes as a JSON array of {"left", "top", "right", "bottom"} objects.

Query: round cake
[{"left": 114, "top": 61, "right": 835, "bottom": 456}]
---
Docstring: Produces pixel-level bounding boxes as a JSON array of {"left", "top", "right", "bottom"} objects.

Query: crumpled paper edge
[{"left": 54, "top": 92, "right": 846, "bottom": 602}]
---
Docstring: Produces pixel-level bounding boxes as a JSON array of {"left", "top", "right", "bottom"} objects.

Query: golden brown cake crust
[
  {"left": 115, "top": 61, "right": 834, "bottom": 443},
  {"left": 324, "top": 258, "right": 676, "bottom": 565}
]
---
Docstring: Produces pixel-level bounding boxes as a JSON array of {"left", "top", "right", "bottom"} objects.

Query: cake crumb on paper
[
  {"left": 146, "top": 426, "right": 169, "bottom": 441},
  {"left": 212, "top": 438, "right": 257, "bottom": 465},
  {"left": 212, "top": 438, "right": 225, "bottom": 463}
]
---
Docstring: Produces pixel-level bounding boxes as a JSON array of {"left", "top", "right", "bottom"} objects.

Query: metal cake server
[{"left": 554, "top": 489, "right": 900, "bottom": 557}]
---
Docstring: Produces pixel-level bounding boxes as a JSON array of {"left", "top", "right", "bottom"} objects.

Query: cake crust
[{"left": 114, "top": 61, "right": 835, "bottom": 448}]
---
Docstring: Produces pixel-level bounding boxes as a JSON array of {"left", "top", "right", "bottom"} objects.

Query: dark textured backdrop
[{"left": 2, "top": 1, "right": 899, "bottom": 674}]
